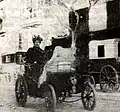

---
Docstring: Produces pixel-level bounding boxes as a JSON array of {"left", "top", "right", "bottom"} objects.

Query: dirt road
[{"left": 0, "top": 84, "right": 120, "bottom": 112}]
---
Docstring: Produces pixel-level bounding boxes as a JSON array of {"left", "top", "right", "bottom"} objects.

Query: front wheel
[
  {"left": 81, "top": 82, "right": 96, "bottom": 111},
  {"left": 15, "top": 75, "right": 28, "bottom": 107},
  {"left": 43, "top": 84, "right": 57, "bottom": 112}
]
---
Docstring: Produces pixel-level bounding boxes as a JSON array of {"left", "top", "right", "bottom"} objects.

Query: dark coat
[
  {"left": 26, "top": 46, "right": 46, "bottom": 64},
  {"left": 25, "top": 46, "right": 46, "bottom": 80}
]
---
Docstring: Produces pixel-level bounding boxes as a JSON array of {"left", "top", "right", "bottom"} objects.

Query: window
[
  {"left": 6, "top": 55, "right": 11, "bottom": 63},
  {"left": 98, "top": 45, "right": 105, "bottom": 57},
  {"left": 16, "top": 52, "right": 26, "bottom": 64},
  {"left": 118, "top": 43, "right": 120, "bottom": 57},
  {"left": 2, "top": 54, "right": 15, "bottom": 63},
  {"left": 16, "top": 54, "right": 22, "bottom": 64},
  {"left": 2, "top": 52, "right": 26, "bottom": 64},
  {"left": 10, "top": 54, "right": 15, "bottom": 63}
]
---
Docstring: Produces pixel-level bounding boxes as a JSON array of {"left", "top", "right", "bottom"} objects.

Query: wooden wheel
[
  {"left": 100, "top": 65, "right": 119, "bottom": 92},
  {"left": 15, "top": 76, "right": 28, "bottom": 107},
  {"left": 81, "top": 82, "right": 96, "bottom": 111},
  {"left": 43, "top": 84, "right": 57, "bottom": 112}
]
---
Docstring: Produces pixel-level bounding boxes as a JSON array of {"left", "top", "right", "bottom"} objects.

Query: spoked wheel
[
  {"left": 100, "top": 65, "right": 119, "bottom": 92},
  {"left": 43, "top": 84, "right": 57, "bottom": 112},
  {"left": 15, "top": 76, "right": 28, "bottom": 107},
  {"left": 81, "top": 82, "right": 96, "bottom": 111}
]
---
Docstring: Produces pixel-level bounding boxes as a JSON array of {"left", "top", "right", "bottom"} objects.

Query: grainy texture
[
  {"left": 0, "top": 0, "right": 119, "bottom": 112},
  {"left": 1, "top": 85, "right": 120, "bottom": 112}
]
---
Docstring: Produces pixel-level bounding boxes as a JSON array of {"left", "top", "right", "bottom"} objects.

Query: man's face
[{"left": 34, "top": 40, "right": 41, "bottom": 48}]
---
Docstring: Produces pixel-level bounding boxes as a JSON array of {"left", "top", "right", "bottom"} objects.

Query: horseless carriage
[
  {"left": 15, "top": 37, "right": 96, "bottom": 112},
  {"left": 89, "top": 38, "right": 120, "bottom": 92}
]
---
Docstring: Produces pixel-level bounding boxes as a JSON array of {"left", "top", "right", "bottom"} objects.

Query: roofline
[{"left": 89, "top": 38, "right": 120, "bottom": 45}]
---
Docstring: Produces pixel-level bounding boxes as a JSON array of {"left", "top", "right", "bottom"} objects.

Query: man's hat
[{"left": 32, "top": 35, "right": 43, "bottom": 43}]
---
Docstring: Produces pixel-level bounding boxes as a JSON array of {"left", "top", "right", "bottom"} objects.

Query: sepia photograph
[{"left": 0, "top": 0, "right": 120, "bottom": 112}]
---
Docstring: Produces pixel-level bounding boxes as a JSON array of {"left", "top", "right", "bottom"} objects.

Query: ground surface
[{"left": 0, "top": 84, "right": 120, "bottom": 112}]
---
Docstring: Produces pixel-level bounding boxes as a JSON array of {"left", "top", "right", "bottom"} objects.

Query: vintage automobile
[
  {"left": 15, "top": 37, "right": 96, "bottom": 112},
  {"left": 89, "top": 38, "right": 120, "bottom": 92}
]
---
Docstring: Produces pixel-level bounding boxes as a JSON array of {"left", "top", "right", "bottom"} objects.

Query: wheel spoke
[
  {"left": 102, "top": 83, "right": 108, "bottom": 88},
  {"left": 101, "top": 82, "right": 109, "bottom": 90},
  {"left": 101, "top": 81, "right": 107, "bottom": 87},
  {"left": 103, "top": 68, "right": 108, "bottom": 76},
  {"left": 86, "top": 88, "right": 92, "bottom": 96},
  {"left": 107, "top": 67, "right": 110, "bottom": 75},
  {"left": 89, "top": 96, "right": 94, "bottom": 102},
  {"left": 101, "top": 70, "right": 107, "bottom": 77},
  {"left": 85, "top": 96, "right": 95, "bottom": 109},
  {"left": 100, "top": 75, "right": 107, "bottom": 81},
  {"left": 89, "top": 92, "right": 94, "bottom": 98},
  {"left": 83, "top": 90, "right": 88, "bottom": 96},
  {"left": 84, "top": 98, "right": 88, "bottom": 106},
  {"left": 110, "top": 77, "right": 117, "bottom": 81},
  {"left": 87, "top": 100, "right": 89, "bottom": 108},
  {"left": 89, "top": 98, "right": 94, "bottom": 108},
  {"left": 87, "top": 98, "right": 92, "bottom": 109},
  {"left": 83, "top": 97, "right": 87, "bottom": 103},
  {"left": 109, "top": 83, "right": 114, "bottom": 90},
  {"left": 88, "top": 99, "right": 92, "bottom": 108}
]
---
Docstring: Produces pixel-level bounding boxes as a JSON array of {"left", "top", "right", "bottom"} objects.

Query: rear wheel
[
  {"left": 100, "top": 65, "right": 119, "bottom": 92},
  {"left": 15, "top": 76, "right": 28, "bottom": 107},
  {"left": 43, "top": 84, "right": 57, "bottom": 112},
  {"left": 81, "top": 82, "right": 96, "bottom": 111}
]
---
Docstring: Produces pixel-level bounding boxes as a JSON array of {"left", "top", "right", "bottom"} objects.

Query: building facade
[
  {"left": 0, "top": 0, "right": 118, "bottom": 84},
  {"left": 0, "top": 0, "right": 118, "bottom": 65}
]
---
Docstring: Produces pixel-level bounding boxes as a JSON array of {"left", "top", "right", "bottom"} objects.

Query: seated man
[{"left": 25, "top": 35, "right": 46, "bottom": 83}]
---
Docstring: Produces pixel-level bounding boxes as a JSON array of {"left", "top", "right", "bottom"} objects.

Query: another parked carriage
[{"left": 89, "top": 38, "right": 120, "bottom": 92}]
